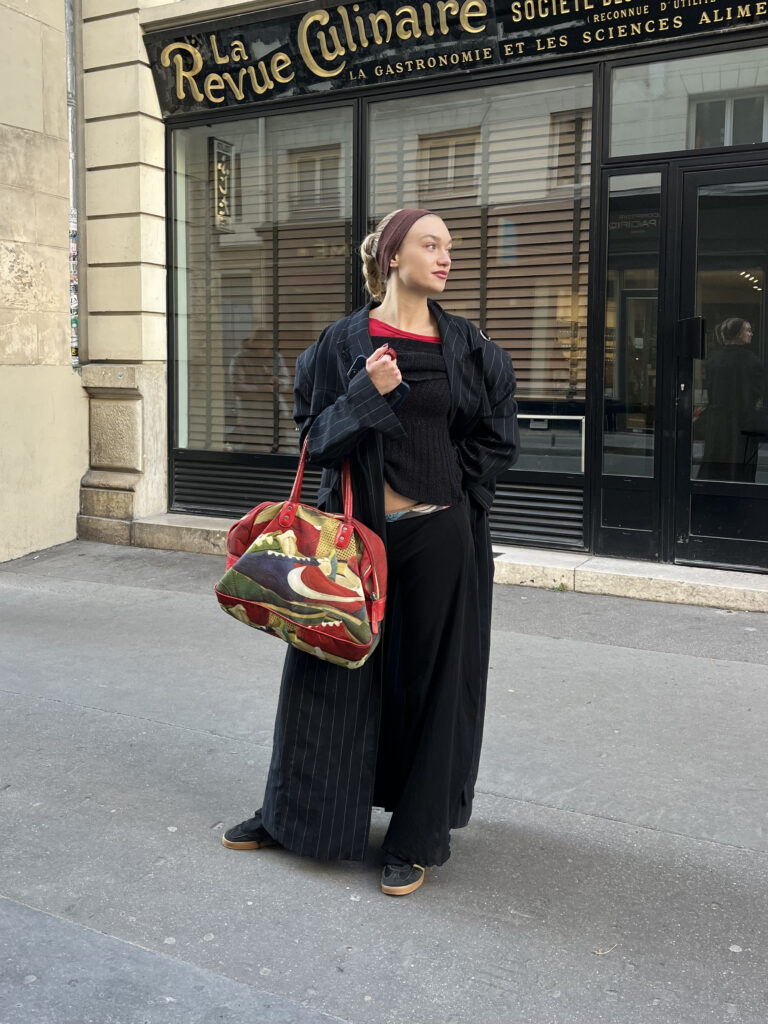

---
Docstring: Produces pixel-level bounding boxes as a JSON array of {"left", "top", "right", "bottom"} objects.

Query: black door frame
[
  {"left": 591, "top": 153, "right": 768, "bottom": 567},
  {"left": 670, "top": 160, "right": 768, "bottom": 571},
  {"left": 590, "top": 162, "right": 669, "bottom": 561}
]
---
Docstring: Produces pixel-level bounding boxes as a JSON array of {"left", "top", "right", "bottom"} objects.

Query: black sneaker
[
  {"left": 222, "top": 816, "right": 277, "bottom": 851},
  {"left": 380, "top": 863, "right": 425, "bottom": 896}
]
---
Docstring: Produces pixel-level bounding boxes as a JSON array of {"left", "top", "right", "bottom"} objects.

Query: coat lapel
[
  {"left": 337, "top": 302, "right": 376, "bottom": 375},
  {"left": 428, "top": 298, "right": 484, "bottom": 433}
]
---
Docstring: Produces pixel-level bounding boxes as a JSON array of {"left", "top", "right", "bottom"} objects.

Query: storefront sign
[
  {"left": 144, "top": 0, "right": 768, "bottom": 114},
  {"left": 211, "top": 139, "right": 235, "bottom": 231}
]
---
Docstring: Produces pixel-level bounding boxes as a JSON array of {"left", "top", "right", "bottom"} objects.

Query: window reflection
[
  {"left": 370, "top": 74, "right": 592, "bottom": 475},
  {"left": 602, "top": 174, "right": 661, "bottom": 477},
  {"left": 692, "top": 185, "right": 768, "bottom": 483},
  {"left": 172, "top": 110, "right": 353, "bottom": 454},
  {"left": 611, "top": 47, "right": 768, "bottom": 157}
]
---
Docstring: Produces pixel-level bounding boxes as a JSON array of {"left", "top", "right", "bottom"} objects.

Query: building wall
[
  {"left": 76, "top": 0, "right": 171, "bottom": 544},
  {"left": 0, "top": 0, "right": 88, "bottom": 563}
]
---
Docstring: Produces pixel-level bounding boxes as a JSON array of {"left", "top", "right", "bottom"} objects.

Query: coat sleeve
[
  {"left": 294, "top": 334, "right": 406, "bottom": 469},
  {"left": 458, "top": 342, "right": 520, "bottom": 509}
]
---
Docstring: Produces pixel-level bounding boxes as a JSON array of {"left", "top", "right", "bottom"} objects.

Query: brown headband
[{"left": 375, "top": 208, "right": 434, "bottom": 276}]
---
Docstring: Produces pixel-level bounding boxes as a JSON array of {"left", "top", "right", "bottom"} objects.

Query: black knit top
[{"left": 373, "top": 334, "right": 464, "bottom": 506}]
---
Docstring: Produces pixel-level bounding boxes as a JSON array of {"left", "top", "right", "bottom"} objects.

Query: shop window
[
  {"left": 370, "top": 73, "right": 593, "bottom": 475},
  {"left": 287, "top": 144, "right": 342, "bottom": 216},
  {"left": 417, "top": 130, "right": 480, "bottom": 200},
  {"left": 611, "top": 45, "right": 768, "bottom": 157},
  {"left": 550, "top": 110, "right": 590, "bottom": 188},
  {"left": 171, "top": 111, "right": 352, "bottom": 456},
  {"left": 691, "top": 94, "right": 768, "bottom": 149},
  {"left": 602, "top": 174, "right": 662, "bottom": 479}
]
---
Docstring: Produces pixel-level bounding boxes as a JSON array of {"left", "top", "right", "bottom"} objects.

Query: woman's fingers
[{"left": 369, "top": 344, "right": 392, "bottom": 363}]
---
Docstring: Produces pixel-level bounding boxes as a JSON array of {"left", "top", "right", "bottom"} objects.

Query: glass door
[
  {"left": 596, "top": 172, "right": 663, "bottom": 559},
  {"left": 675, "top": 167, "right": 768, "bottom": 570}
]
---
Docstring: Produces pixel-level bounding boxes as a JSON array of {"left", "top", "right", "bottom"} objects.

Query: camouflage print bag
[{"left": 214, "top": 440, "right": 387, "bottom": 669}]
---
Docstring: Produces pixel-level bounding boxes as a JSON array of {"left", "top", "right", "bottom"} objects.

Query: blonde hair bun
[{"left": 360, "top": 209, "right": 402, "bottom": 301}]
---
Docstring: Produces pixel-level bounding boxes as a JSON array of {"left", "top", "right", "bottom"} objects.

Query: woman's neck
[{"left": 372, "top": 293, "right": 434, "bottom": 333}]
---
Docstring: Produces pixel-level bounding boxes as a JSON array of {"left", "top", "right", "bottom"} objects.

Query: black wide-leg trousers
[{"left": 375, "top": 500, "right": 480, "bottom": 868}]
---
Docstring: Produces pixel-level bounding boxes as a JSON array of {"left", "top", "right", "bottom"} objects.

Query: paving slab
[
  {"left": 0, "top": 897, "right": 345, "bottom": 1024},
  {"left": 1, "top": 541, "right": 768, "bottom": 1024}
]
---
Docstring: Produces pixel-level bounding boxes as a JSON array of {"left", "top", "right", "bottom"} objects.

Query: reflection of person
[
  {"left": 222, "top": 209, "right": 519, "bottom": 897},
  {"left": 700, "top": 317, "right": 765, "bottom": 482},
  {"left": 227, "top": 330, "right": 292, "bottom": 448}
]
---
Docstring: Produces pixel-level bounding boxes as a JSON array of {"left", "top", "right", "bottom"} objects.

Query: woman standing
[
  {"left": 223, "top": 209, "right": 519, "bottom": 896},
  {"left": 701, "top": 317, "right": 765, "bottom": 482}
]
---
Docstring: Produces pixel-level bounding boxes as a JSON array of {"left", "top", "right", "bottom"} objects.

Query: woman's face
[
  {"left": 738, "top": 322, "right": 753, "bottom": 344},
  {"left": 390, "top": 215, "right": 452, "bottom": 295}
]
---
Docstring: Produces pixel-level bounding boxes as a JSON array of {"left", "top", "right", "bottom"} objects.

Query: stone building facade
[{"left": 0, "top": 0, "right": 88, "bottom": 563}]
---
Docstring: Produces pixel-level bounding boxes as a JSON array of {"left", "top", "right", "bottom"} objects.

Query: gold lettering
[
  {"left": 160, "top": 41, "right": 204, "bottom": 102},
  {"left": 222, "top": 68, "right": 248, "bottom": 99},
  {"left": 460, "top": 0, "right": 487, "bottom": 31},
  {"left": 368, "top": 10, "right": 393, "bottom": 42},
  {"left": 422, "top": 2, "right": 436, "bottom": 33},
  {"left": 437, "top": 0, "right": 460, "bottom": 33},
  {"left": 204, "top": 73, "right": 225, "bottom": 101},
  {"left": 298, "top": 10, "right": 347, "bottom": 77},
  {"left": 232, "top": 41, "right": 248, "bottom": 61},
  {"left": 352, "top": 4, "right": 370, "bottom": 45},
  {"left": 271, "top": 51, "right": 295, "bottom": 83},
  {"left": 396, "top": 5, "right": 423, "bottom": 38},
  {"left": 247, "top": 61, "right": 275, "bottom": 94},
  {"left": 318, "top": 24, "right": 346, "bottom": 62},
  {"left": 338, "top": 4, "right": 358, "bottom": 50},
  {"left": 210, "top": 34, "right": 229, "bottom": 64}
]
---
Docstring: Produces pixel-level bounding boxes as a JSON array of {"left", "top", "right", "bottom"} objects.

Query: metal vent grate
[
  {"left": 172, "top": 459, "right": 322, "bottom": 517},
  {"left": 490, "top": 481, "right": 584, "bottom": 549}
]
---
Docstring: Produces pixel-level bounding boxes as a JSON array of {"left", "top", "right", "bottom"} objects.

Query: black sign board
[{"left": 144, "top": 0, "right": 768, "bottom": 116}]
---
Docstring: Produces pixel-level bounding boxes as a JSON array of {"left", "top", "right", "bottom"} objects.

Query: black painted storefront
[{"left": 146, "top": 2, "right": 768, "bottom": 572}]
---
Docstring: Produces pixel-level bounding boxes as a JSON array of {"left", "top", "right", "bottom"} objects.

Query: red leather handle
[
  {"left": 284, "top": 437, "right": 354, "bottom": 544},
  {"left": 341, "top": 457, "right": 353, "bottom": 520},
  {"left": 288, "top": 438, "right": 309, "bottom": 505}
]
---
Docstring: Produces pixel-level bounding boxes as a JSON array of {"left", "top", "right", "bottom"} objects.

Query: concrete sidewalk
[
  {"left": 1, "top": 540, "right": 768, "bottom": 1024},
  {"left": 124, "top": 512, "right": 768, "bottom": 613}
]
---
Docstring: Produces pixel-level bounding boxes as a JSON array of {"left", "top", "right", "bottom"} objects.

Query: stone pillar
[
  {"left": 77, "top": 0, "right": 169, "bottom": 544},
  {"left": 0, "top": 0, "right": 89, "bottom": 562}
]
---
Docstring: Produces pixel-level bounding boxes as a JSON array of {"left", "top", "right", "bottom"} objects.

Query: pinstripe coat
[{"left": 259, "top": 298, "right": 519, "bottom": 861}]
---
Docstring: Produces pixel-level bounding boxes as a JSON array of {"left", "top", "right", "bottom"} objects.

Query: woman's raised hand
[{"left": 366, "top": 344, "right": 402, "bottom": 396}]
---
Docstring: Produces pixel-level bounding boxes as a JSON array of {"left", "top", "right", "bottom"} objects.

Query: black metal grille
[
  {"left": 172, "top": 459, "right": 322, "bottom": 517},
  {"left": 172, "top": 457, "right": 584, "bottom": 549},
  {"left": 489, "top": 482, "right": 585, "bottom": 549}
]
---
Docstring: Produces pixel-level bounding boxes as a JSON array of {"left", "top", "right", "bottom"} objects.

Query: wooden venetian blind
[
  {"left": 369, "top": 79, "right": 592, "bottom": 405},
  {"left": 176, "top": 111, "right": 353, "bottom": 455}
]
